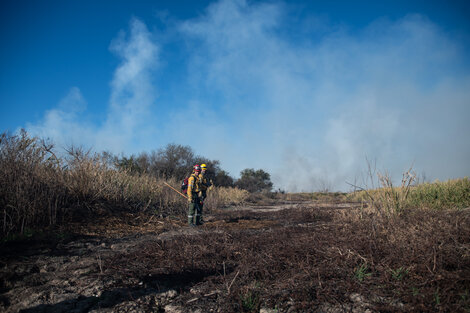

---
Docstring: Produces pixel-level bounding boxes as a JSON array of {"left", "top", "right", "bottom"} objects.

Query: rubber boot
[
  {"left": 199, "top": 204, "right": 204, "bottom": 224},
  {"left": 195, "top": 215, "right": 201, "bottom": 226},
  {"left": 188, "top": 216, "right": 194, "bottom": 226}
]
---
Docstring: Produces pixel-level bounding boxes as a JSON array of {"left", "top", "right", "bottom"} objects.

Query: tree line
[{"left": 112, "top": 143, "right": 273, "bottom": 193}]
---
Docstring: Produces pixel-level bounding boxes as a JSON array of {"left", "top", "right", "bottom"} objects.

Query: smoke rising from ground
[
  {"left": 26, "top": 0, "right": 470, "bottom": 191},
  {"left": 176, "top": 0, "right": 470, "bottom": 191}
]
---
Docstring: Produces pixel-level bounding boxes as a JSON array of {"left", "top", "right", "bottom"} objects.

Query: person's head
[
  {"left": 193, "top": 164, "right": 201, "bottom": 174},
  {"left": 201, "top": 163, "right": 207, "bottom": 174}
]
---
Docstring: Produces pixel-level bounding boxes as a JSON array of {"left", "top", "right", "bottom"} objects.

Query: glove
[{"left": 188, "top": 197, "right": 193, "bottom": 203}]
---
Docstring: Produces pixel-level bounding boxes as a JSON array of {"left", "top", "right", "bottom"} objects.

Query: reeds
[
  {"left": 0, "top": 131, "right": 246, "bottom": 237},
  {"left": 204, "top": 186, "right": 249, "bottom": 212},
  {"left": 348, "top": 177, "right": 470, "bottom": 213}
]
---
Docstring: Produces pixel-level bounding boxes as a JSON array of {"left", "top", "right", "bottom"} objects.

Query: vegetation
[
  {"left": 235, "top": 168, "right": 273, "bottom": 193},
  {"left": 2, "top": 129, "right": 469, "bottom": 238},
  {"left": 406, "top": 178, "right": 470, "bottom": 210},
  {"left": 114, "top": 144, "right": 265, "bottom": 189},
  {"left": 1, "top": 131, "right": 469, "bottom": 312},
  {"left": 348, "top": 177, "right": 470, "bottom": 212},
  {"left": 0, "top": 131, "right": 248, "bottom": 238},
  {"left": 114, "top": 143, "right": 235, "bottom": 187}
]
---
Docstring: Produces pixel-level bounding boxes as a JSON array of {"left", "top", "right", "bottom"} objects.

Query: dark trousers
[{"left": 187, "top": 196, "right": 201, "bottom": 225}]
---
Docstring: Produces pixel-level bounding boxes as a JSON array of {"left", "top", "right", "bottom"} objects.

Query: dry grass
[
  {"left": 0, "top": 130, "right": 65, "bottom": 235},
  {"left": 0, "top": 131, "right": 247, "bottom": 238},
  {"left": 348, "top": 177, "right": 470, "bottom": 213},
  {"left": 204, "top": 187, "right": 249, "bottom": 212}
]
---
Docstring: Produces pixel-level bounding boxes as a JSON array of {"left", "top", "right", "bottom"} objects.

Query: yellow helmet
[{"left": 201, "top": 164, "right": 207, "bottom": 170}]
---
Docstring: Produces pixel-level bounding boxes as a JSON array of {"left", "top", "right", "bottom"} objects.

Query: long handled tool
[{"left": 163, "top": 181, "right": 188, "bottom": 199}]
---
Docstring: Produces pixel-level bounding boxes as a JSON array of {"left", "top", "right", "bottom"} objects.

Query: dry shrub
[
  {"left": 346, "top": 167, "right": 417, "bottom": 216},
  {"left": 63, "top": 147, "right": 186, "bottom": 215},
  {"left": 0, "top": 131, "right": 65, "bottom": 235},
  {"left": 205, "top": 187, "right": 249, "bottom": 212}
]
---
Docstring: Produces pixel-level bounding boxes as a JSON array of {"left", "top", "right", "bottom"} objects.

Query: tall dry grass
[
  {"left": 62, "top": 147, "right": 185, "bottom": 214},
  {"left": 347, "top": 175, "right": 470, "bottom": 213},
  {"left": 204, "top": 186, "right": 249, "bottom": 212},
  {"left": 0, "top": 131, "right": 65, "bottom": 235},
  {"left": 0, "top": 131, "right": 246, "bottom": 237}
]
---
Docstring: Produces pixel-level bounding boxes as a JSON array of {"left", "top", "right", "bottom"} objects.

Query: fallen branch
[{"left": 227, "top": 270, "right": 240, "bottom": 294}]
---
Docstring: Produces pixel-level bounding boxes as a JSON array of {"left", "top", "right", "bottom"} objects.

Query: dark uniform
[{"left": 198, "top": 172, "right": 211, "bottom": 223}]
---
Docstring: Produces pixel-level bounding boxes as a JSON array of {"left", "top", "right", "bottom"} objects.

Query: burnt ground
[{"left": 1, "top": 201, "right": 469, "bottom": 313}]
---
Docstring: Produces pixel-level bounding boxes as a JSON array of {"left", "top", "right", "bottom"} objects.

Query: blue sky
[{"left": 1, "top": 0, "right": 470, "bottom": 191}]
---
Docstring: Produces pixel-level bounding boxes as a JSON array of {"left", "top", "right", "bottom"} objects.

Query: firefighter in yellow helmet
[
  {"left": 198, "top": 163, "right": 212, "bottom": 224},
  {"left": 187, "top": 164, "right": 202, "bottom": 226}
]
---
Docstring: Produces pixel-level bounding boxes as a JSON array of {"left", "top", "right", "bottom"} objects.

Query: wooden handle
[{"left": 163, "top": 182, "right": 188, "bottom": 199}]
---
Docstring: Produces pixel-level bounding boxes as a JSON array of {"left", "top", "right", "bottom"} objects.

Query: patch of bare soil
[{"left": 1, "top": 203, "right": 469, "bottom": 312}]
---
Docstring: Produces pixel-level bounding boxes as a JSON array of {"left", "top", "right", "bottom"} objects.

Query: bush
[
  {"left": 135, "top": 143, "right": 196, "bottom": 179},
  {"left": 124, "top": 145, "right": 236, "bottom": 188},
  {"left": 235, "top": 168, "right": 273, "bottom": 193}
]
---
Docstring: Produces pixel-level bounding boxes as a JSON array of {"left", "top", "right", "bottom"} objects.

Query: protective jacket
[
  {"left": 187, "top": 172, "right": 202, "bottom": 226},
  {"left": 199, "top": 173, "right": 209, "bottom": 191},
  {"left": 187, "top": 173, "right": 201, "bottom": 199}
]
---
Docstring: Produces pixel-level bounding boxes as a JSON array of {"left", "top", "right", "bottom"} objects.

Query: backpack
[{"left": 181, "top": 177, "right": 190, "bottom": 194}]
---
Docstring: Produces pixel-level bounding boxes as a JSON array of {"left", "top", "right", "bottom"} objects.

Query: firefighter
[
  {"left": 187, "top": 164, "right": 202, "bottom": 226},
  {"left": 198, "top": 163, "right": 212, "bottom": 224}
]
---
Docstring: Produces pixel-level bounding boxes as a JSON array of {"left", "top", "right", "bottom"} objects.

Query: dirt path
[{"left": 0, "top": 201, "right": 362, "bottom": 313}]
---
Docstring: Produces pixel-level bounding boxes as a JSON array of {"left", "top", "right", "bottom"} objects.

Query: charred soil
[{"left": 1, "top": 201, "right": 469, "bottom": 312}]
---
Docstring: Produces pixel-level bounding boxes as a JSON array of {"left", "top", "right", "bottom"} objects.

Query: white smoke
[
  {"left": 25, "top": 87, "right": 96, "bottom": 149},
  {"left": 24, "top": 1, "right": 470, "bottom": 191},
  {"left": 26, "top": 18, "right": 159, "bottom": 154},
  {"left": 177, "top": 0, "right": 470, "bottom": 191}
]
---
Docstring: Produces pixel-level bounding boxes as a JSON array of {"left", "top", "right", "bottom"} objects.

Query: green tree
[
  {"left": 116, "top": 155, "right": 143, "bottom": 174},
  {"left": 214, "top": 169, "right": 234, "bottom": 187},
  {"left": 236, "top": 168, "right": 273, "bottom": 193},
  {"left": 115, "top": 143, "right": 237, "bottom": 184},
  {"left": 137, "top": 144, "right": 196, "bottom": 179}
]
